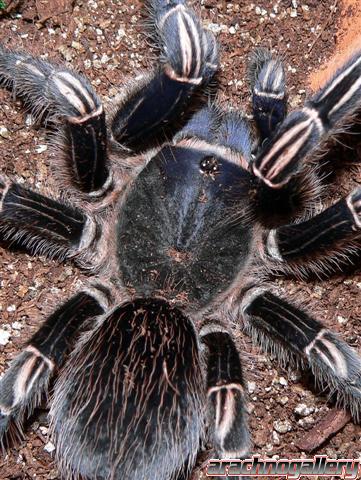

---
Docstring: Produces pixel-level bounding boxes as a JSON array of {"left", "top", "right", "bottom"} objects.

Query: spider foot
[
  {"left": 152, "top": 0, "right": 218, "bottom": 84},
  {"left": 248, "top": 48, "right": 287, "bottom": 142},
  {"left": 241, "top": 289, "right": 361, "bottom": 422},
  {"left": 304, "top": 330, "right": 361, "bottom": 420},
  {"left": 0, "top": 45, "right": 109, "bottom": 194},
  {"left": 252, "top": 108, "right": 321, "bottom": 188},
  {"left": 0, "top": 44, "right": 101, "bottom": 120},
  {"left": 253, "top": 49, "right": 361, "bottom": 188},
  {"left": 111, "top": 0, "right": 218, "bottom": 150},
  {"left": 201, "top": 324, "right": 250, "bottom": 458},
  {"left": 0, "top": 347, "right": 53, "bottom": 443}
]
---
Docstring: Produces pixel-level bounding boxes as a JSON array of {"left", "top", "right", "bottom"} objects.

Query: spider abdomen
[
  {"left": 51, "top": 298, "right": 203, "bottom": 480},
  {"left": 117, "top": 145, "right": 255, "bottom": 308}
]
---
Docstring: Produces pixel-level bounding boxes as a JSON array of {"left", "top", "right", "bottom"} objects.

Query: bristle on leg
[
  {"left": 201, "top": 324, "right": 250, "bottom": 459},
  {"left": 248, "top": 48, "right": 287, "bottom": 142},
  {"left": 253, "top": 49, "right": 361, "bottom": 188},
  {"left": 241, "top": 289, "right": 361, "bottom": 420}
]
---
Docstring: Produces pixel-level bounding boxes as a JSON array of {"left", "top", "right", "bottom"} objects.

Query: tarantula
[{"left": 0, "top": 0, "right": 361, "bottom": 478}]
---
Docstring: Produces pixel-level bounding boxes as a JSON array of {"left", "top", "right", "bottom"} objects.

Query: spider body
[
  {"left": 0, "top": 1, "right": 361, "bottom": 479},
  {"left": 117, "top": 144, "right": 254, "bottom": 307}
]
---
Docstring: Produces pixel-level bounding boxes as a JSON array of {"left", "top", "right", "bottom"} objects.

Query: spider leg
[
  {"left": 248, "top": 48, "right": 287, "bottom": 143},
  {"left": 110, "top": 0, "right": 218, "bottom": 151},
  {"left": 253, "top": 49, "right": 361, "bottom": 188},
  {"left": 200, "top": 324, "right": 250, "bottom": 459},
  {"left": 0, "top": 177, "right": 95, "bottom": 259},
  {"left": 241, "top": 288, "right": 361, "bottom": 419},
  {"left": 0, "top": 45, "right": 109, "bottom": 195},
  {"left": 0, "top": 289, "right": 105, "bottom": 443},
  {"left": 261, "top": 186, "right": 361, "bottom": 274}
]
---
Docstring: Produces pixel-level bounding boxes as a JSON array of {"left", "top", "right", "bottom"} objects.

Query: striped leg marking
[
  {"left": 0, "top": 291, "right": 104, "bottom": 442},
  {"left": 263, "top": 186, "right": 361, "bottom": 263},
  {"left": 111, "top": 1, "right": 218, "bottom": 150},
  {"left": 312, "top": 50, "right": 361, "bottom": 126},
  {"left": 0, "top": 180, "right": 96, "bottom": 259},
  {"left": 0, "top": 347, "right": 54, "bottom": 441},
  {"left": 241, "top": 289, "right": 361, "bottom": 419},
  {"left": 248, "top": 48, "right": 287, "bottom": 142},
  {"left": 152, "top": 0, "right": 218, "bottom": 84},
  {"left": 347, "top": 187, "right": 361, "bottom": 228},
  {"left": 253, "top": 49, "right": 361, "bottom": 188},
  {"left": 201, "top": 324, "right": 250, "bottom": 458},
  {"left": 253, "top": 107, "right": 323, "bottom": 188},
  {"left": 0, "top": 46, "right": 110, "bottom": 194}
]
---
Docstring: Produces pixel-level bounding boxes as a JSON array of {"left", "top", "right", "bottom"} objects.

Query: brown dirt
[
  {"left": 0, "top": 1, "right": 360, "bottom": 479},
  {"left": 309, "top": 0, "right": 361, "bottom": 91}
]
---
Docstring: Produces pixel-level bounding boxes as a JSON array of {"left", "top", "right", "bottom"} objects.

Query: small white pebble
[
  {"left": 337, "top": 315, "right": 348, "bottom": 325},
  {"left": 44, "top": 441, "right": 56, "bottom": 453},
  {"left": 278, "top": 396, "right": 289, "bottom": 405},
  {"left": 116, "top": 27, "right": 126, "bottom": 40},
  {"left": 273, "top": 419, "right": 292, "bottom": 434},
  {"left": 298, "top": 416, "right": 315, "bottom": 427},
  {"left": 294, "top": 403, "right": 315, "bottom": 417},
  {"left": 35, "top": 144, "right": 47, "bottom": 154},
  {"left": 101, "top": 53, "right": 110, "bottom": 64},
  {"left": 279, "top": 376, "right": 288, "bottom": 386},
  {"left": 40, "top": 426, "right": 48, "bottom": 435},
  {"left": 84, "top": 59, "right": 92, "bottom": 69},
  {"left": 229, "top": 26, "right": 236, "bottom": 35},
  {"left": 11, "top": 321, "right": 22, "bottom": 330},
  {"left": 0, "top": 126, "right": 10, "bottom": 139},
  {"left": 272, "top": 431, "right": 281, "bottom": 445},
  {"left": 0, "top": 329, "right": 11, "bottom": 345},
  {"left": 6, "top": 304, "right": 16, "bottom": 312},
  {"left": 247, "top": 381, "right": 256, "bottom": 393}
]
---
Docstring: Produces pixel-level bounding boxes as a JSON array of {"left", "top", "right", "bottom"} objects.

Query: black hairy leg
[
  {"left": 0, "top": 290, "right": 105, "bottom": 444},
  {"left": 253, "top": 49, "right": 361, "bottom": 188},
  {"left": 0, "top": 45, "right": 109, "bottom": 194},
  {"left": 241, "top": 289, "right": 361, "bottom": 420},
  {"left": 200, "top": 324, "right": 250, "bottom": 459},
  {"left": 50, "top": 298, "right": 203, "bottom": 480},
  {"left": 261, "top": 186, "right": 361, "bottom": 274},
  {"left": 248, "top": 48, "right": 287, "bottom": 143},
  {"left": 0, "top": 178, "right": 95, "bottom": 259},
  {"left": 110, "top": 0, "right": 218, "bottom": 151}
]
